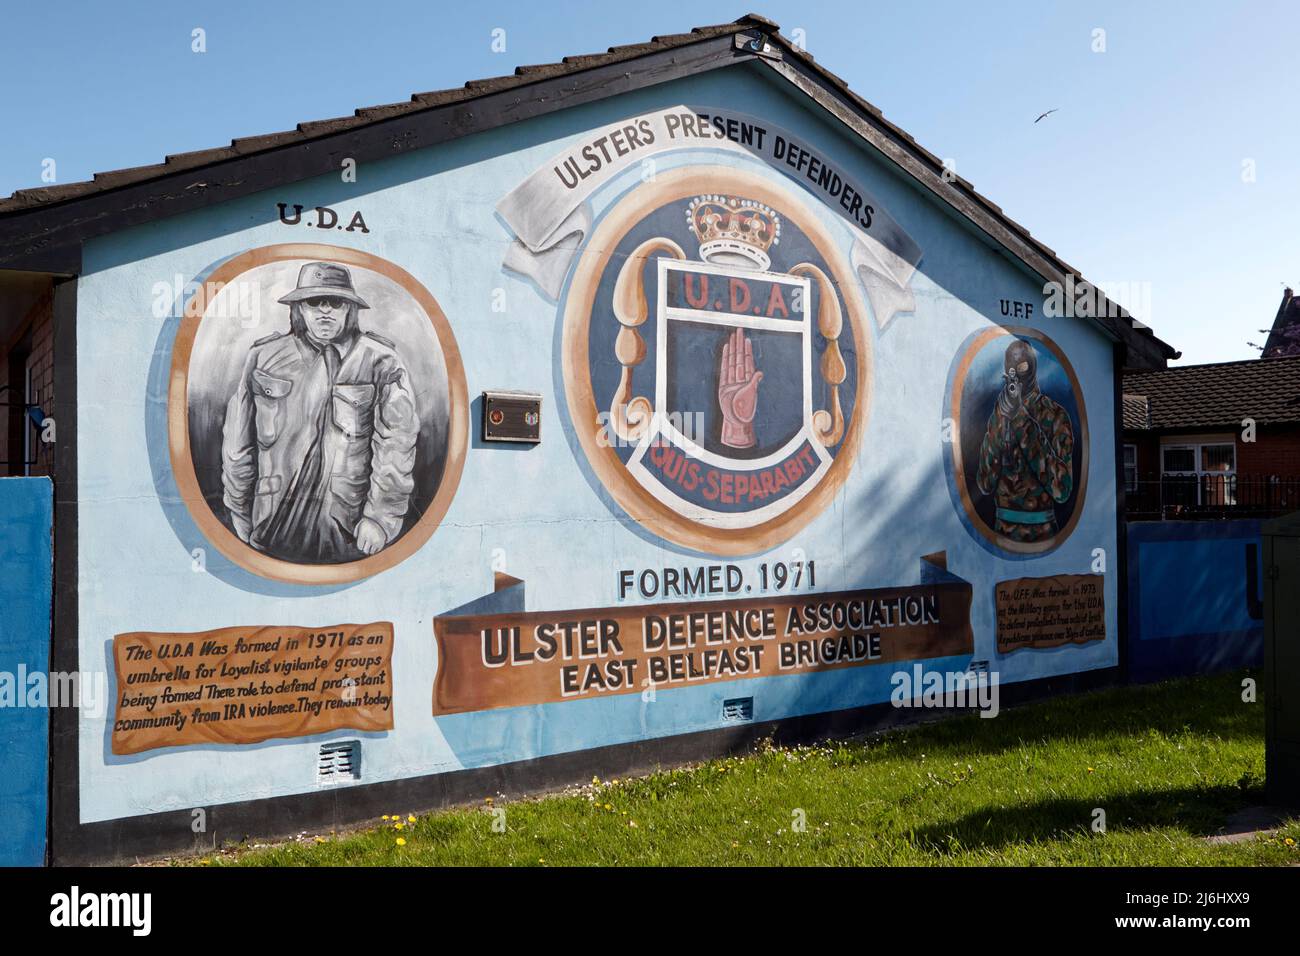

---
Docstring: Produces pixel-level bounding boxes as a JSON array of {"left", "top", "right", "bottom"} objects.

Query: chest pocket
[
  {"left": 250, "top": 369, "right": 292, "bottom": 447},
  {"left": 332, "top": 383, "right": 377, "bottom": 440}
]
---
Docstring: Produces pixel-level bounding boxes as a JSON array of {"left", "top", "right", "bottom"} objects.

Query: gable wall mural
[{"left": 71, "top": 65, "right": 1117, "bottom": 826}]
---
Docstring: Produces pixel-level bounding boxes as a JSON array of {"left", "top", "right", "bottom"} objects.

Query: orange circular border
[
  {"left": 947, "top": 325, "right": 1090, "bottom": 555},
  {"left": 563, "top": 166, "right": 873, "bottom": 556},
  {"left": 168, "top": 243, "right": 468, "bottom": 584}
]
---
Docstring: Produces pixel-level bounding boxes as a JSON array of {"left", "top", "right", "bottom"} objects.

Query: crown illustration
[{"left": 686, "top": 195, "right": 781, "bottom": 271}]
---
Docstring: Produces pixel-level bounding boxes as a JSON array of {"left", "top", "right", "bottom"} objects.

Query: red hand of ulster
[{"left": 718, "top": 326, "right": 763, "bottom": 449}]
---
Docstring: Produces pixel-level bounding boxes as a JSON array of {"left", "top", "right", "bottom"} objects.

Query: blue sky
[{"left": 2, "top": 0, "right": 1295, "bottom": 364}]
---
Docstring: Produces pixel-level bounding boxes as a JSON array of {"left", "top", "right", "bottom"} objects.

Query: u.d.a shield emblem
[
  {"left": 636, "top": 257, "right": 827, "bottom": 526},
  {"left": 562, "top": 166, "right": 871, "bottom": 555}
]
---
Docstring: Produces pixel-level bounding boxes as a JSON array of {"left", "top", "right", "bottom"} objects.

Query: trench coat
[{"left": 220, "top": 327, "right": 418, "bottom": 562}]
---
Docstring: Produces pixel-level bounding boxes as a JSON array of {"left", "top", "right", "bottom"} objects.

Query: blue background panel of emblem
[
  {"left": 664, "top": 321, "right": 805, "bottom": 459},
  {"left": 587, "top": 196, "right": 858, "bottom": 469}
]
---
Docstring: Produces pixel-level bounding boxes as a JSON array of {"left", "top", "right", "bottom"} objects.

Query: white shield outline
[{"left": 625, "top": 257, "right": 832, "bottom": 529}]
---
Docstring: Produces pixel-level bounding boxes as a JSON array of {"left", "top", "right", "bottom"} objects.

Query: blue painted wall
[
  {"left": 1126, "top": 519, "right": 1264, "bottom": 682},
  {"left": 0, "top": 477, "right": 52, "bottom": 866},
  {"left": 71, "top": 62, "right": 1121, "bottom": 824}
]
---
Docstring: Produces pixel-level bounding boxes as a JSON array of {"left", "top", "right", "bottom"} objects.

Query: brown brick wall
[
  {"left": 1236, "top": 423, "right": 1300, "bottom": 475},
  {"left": 1123, "top": 424, "right": 1300, "bottom": 480},
  {"left": 1122, "top": 432, "right": 1161, "bottom": 483},
  {"left": 1, "top": 291, "right": 55, "bottom": 477}
]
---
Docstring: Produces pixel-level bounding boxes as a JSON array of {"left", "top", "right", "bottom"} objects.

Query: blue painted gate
[
  {"left": 0, "top": 477, "right": 53, "bottom": 866},
  {"left": 1126, "top": 519, "right": 1265, "bottom": 683}
]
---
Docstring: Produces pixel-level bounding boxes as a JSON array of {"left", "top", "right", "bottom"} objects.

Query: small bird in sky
[{"left": 1034, "top": 108, "right": 1060, "bottom": 124}]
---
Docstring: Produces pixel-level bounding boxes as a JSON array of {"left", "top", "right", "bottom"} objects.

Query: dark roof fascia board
[
  {"left": 1123, "top": 423, "right": 1257, "bottom": 435},
  {"left": 751, "top": 49, "right": 1174, "bottom": 369},
  {"left": 0, "top": 30, "right": 756, "bottom": 274}
]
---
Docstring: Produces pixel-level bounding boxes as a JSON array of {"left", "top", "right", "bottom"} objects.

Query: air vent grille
[
  {"left": 318, "top": 740, "right": 361, "bottom": 784},
  {"left": 722, "top": 697, "right": 754, "bottom": 721}
]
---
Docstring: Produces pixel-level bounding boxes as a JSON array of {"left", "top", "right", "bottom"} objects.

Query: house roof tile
[{"left": 1124, "top": 356, "right": 1300, "bottom": 429}]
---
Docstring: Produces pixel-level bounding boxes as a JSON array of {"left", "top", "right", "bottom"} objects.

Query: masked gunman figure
[
  {"left": 975, "top": 339, "right": 1074, "bottom": 542},
  {"left": 221, "top": 262, "right": 418, "bottom": 563}
]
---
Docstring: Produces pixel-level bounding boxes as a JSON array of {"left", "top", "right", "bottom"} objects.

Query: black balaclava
[{"left": 1003, "top": 339, "right": 1038, "bottom": 400}]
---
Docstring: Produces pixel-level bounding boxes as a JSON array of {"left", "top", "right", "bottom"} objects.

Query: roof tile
[
  {"left": 1122, "top": 394, "right": 1150, "bottom": 430},
  {"left": 1124, "top": 356, "right": 1300, "bottom": 429}
]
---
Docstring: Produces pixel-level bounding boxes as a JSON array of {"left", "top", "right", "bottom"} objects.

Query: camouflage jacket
[{"left": 975, "top": 387, "right": 1073, "bottom": 539}]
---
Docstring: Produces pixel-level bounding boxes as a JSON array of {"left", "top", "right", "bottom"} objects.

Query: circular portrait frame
[
  {"left": 168, "top": 242, "right": 468, "bottom": 584},
  {"left": 946, "top": 325, "right": 1090, "bottom": 556},
  {"left": 563, "top": 165, "right": 873, "bottom": 556}
]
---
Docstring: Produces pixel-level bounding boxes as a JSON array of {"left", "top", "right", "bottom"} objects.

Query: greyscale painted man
[{"left": 221, "top": 262, "right": 419, "bottom": 563}]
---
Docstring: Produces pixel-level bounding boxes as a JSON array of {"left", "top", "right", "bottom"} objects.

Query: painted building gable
[{"left": 0, "top": 22, "right": 1147, "bottom": 859}]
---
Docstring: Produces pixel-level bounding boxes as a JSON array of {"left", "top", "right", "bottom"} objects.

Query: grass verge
[{"left": 186, "top": 670, "right": 1300, "bottom": 866}]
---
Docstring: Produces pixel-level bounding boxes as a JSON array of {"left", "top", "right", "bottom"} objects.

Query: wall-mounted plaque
[
  {"left": 482, "top": 390, "right": 542, "bottom": 443},
  {"left": 995, "top": 574, "right": 1105, "bottom": 652}
]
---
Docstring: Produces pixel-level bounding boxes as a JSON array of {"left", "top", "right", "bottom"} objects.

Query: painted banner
[
  {"left": 994, "top": 574, "right": 1105, "bottom": 652},
  {"left": 497, "top": 104, "right": 922, "bottom": 328},
  {"left": 111, "top": 622, "right": 394, "bottom": 755},
  {"left": 432, "top": 584, "right": 973, "bottom": 715}
]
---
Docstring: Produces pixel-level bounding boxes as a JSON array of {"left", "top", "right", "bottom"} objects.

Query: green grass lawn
[{"left": 192, "top": 670, "right": 1300, "bottom": 866}]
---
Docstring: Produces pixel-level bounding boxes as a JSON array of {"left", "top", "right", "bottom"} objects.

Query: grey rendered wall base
[{"left": 53, "top": 665, "right": 1119, "bottom": 865}]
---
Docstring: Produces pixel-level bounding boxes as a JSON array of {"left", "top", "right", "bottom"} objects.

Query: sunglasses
[{"left": 302, "top": 297, "right": 350, "bottom": 312}]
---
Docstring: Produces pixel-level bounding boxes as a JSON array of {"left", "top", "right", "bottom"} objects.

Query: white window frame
[
  {"left": 1159, "top": 435, "right": 1236, "bottom": 505},
  {"left": 1122, "top": 443, "right": 1138, "bottom": 493}
]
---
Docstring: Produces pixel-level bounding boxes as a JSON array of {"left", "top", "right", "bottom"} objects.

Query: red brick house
[{"left": 1123, "top": 347, "right": 1300, "bottom": 518}]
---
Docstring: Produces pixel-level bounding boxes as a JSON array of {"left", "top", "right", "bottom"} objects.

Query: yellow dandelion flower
[
  {"left": 1286, "top": 837, "right": 1296, "bottom": 847},
  {"left": 394, "top": 822, "right": 404, "bottom": 830},
  {"left": 381, "top": 815, "right": 390, "bottom": 821},
  {"left": 407, "top": 814, "right": 417, "bottom": 823},
  {"left": 395, "top": 837, "right": 406, "bottom": 846}
]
